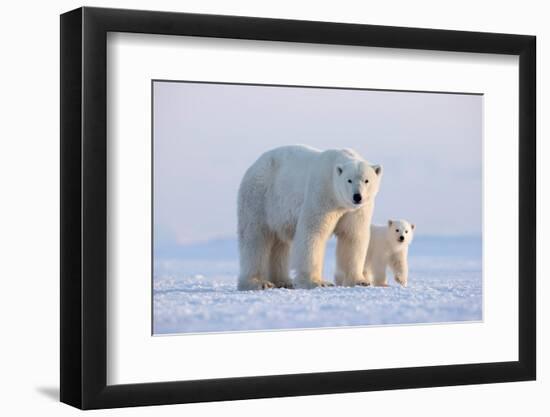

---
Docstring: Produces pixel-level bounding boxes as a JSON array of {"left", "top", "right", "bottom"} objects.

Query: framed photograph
[{"left": 60, "top": 6, "right": 536, "bottom": 409}]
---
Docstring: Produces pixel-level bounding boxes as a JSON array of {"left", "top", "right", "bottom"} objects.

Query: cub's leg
[
  {"left": 268, "top": 237, "right": 294, "bottom": 288},
  {"left": 371, "top": 263, "right": 388, "bottom": 287},
  {"left": 389, "top": 252, "right": 408, "bottom": 287}
]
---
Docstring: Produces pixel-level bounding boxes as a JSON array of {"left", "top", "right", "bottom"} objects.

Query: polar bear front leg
[
  {"left": 334, "top": 211, "right": 370, "bottom": 286},
  {"left": 335, "top": 235, "right": 370, "bottom": 286},
  {"left": 361, "top": 265, "right": 375, "bottom": 287},
  {"left": 293, "top": 211, "right": 339, "bottom": 289},
  {"left": 389, "top": 251, "right": 408, "bottom": 287}
]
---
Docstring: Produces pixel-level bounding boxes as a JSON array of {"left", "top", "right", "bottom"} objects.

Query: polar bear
[
  {"left": 363, "top": 219, "right": 415, "bottom": 287},
  {"left": 237, "top": 145, "right": 382, "bottom": 290}
]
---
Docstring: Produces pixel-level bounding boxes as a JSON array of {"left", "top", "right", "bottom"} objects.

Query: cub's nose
[
  {"left": 353, "top": 193, "right": 362, "bottom": 204},
  {"left": 399, "top": 236, "right": 405, "bottom": 242}
]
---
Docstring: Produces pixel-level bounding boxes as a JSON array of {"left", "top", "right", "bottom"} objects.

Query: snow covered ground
[{"left": 153, "top": 236, "right": 482, "bottom": 334}]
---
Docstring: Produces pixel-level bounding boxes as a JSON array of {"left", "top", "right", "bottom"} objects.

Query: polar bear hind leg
[
  {"left": 237, "top": 227, "right": 275, "bottom": 291},
  {"left": 371, "top": 263, "right": 388, "bottom": 287},
  {"left": 239, "top": 233, "right": 294, "bottom": 290},
  {"left": 268, "top": 237, "right": 294, "bottom": 288}
]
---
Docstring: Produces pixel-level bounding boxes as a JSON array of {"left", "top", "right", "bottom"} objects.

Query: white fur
[
  {"left": 237, "top": 145, "right": 382, "bottom": 290},
  {"left": 363, "top": 219, "right": 415, "bottom": 287}
]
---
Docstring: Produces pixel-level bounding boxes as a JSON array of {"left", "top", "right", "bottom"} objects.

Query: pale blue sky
[{"left": 153, "top": 81, "right": 482, "bottom": 247}]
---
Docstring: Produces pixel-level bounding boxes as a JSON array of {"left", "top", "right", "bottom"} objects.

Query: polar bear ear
[
  {"left": 411, "top": 224, "right": 416, "bottom": 230},
  {"left": 373, "top": 165, "right": 383, "bottom": 176},
  {"left": 336, "top": 165, "right": 343, "bottom": 175},
  {"left": 388, "top": 220, "right": 393, "bottom": 227}
]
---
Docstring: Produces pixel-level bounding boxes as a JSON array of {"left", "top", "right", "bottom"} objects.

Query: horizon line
[{"left": 157, "top": 233, "right": 483, "bottom": 248}]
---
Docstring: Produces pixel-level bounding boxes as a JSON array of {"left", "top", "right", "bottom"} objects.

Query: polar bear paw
[
  {"left": 237, "top": 278, "right": 275, "bottom": 291},
  {"left": 272, "top": 280, "right": 295, "bottom": 289},
  {"left": 295, "top": 279, "right": 334, "bottom": 289},
  {"left": 336, "top": 276, "right": 371, "bottom": 287}
]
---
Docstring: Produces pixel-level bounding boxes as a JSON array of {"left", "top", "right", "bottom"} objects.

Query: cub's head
[
  {"left": 334, "top": 160, "right": 382, "bottom": 209},
  {"left": 387, "top": 219, "right": 415, "bottom": 246}
]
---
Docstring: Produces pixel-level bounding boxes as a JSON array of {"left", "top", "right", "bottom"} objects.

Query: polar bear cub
[
  {"left": 237, "top": 145, "right": 382, "bottom": 290},
  {"left": 363, "top": 219, "right": 415, "bottom": 287}
]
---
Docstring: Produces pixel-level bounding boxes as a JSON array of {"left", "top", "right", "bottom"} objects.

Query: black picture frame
[{"left": 60, "top": 6, "right": 536, "bottom": 410}]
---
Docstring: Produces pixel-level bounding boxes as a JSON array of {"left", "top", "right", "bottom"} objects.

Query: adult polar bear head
[{"left": 334, "top": 158, "right": 383, "bottom": 210}]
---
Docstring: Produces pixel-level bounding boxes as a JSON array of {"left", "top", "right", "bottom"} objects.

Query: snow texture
[{"left": 153, "top": 236, "right": 482, "bottom": 334}]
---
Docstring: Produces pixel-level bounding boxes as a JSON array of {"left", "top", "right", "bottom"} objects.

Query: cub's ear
[
  {"left": 411, "top": 224, "right": 416, "bottom": 230},
  {"left": 336, "top": 165, "right": 343, "bottom": 175},
  {"left": 372, "top": 165, "right": 383, "bottom": 176},
  {"left": 388, "top": 220, "right": 393, "bottom": 227}
]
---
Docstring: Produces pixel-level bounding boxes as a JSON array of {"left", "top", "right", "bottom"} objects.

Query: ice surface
[{"left": 153, "top": 236, "right": 482, "bottom": 334}]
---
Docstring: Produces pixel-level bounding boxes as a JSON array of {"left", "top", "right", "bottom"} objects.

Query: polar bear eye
[
  {"left": 395, "top": 229, "right": 399, "bottom": 233},
  {"left": 364, "top": 179, "right": 369, "bottom": 184},
  {"left": 405, "top": 230, "right": 409, "bottom": 234},
  {"left": 347, "top": 179, "right": 352, "bottom": 183}
]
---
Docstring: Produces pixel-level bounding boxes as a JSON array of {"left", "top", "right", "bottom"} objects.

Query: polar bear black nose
[
  {"left": 399, "top": 236, "right": 405, "bottom": 242},
  {"left": 353, "top": 193, "right": 362, "bottom": 204}
]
